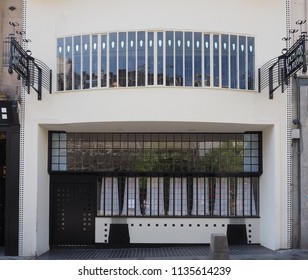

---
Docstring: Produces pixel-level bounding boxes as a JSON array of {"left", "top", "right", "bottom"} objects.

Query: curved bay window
[
  {"left": 50, "top": 132, "right": 261, "bottom": 218},
  {"left": 56, "top": 30, "right": 255, "bottom": 91}
]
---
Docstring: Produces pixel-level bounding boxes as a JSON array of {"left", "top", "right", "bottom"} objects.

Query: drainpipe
[{"left": 294, "top": 77, "right": 302, "bottom": 248}]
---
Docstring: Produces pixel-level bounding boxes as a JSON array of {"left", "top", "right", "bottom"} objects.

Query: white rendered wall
[{"left": 21, "top": 0, "right": 288, "bottom": 255}]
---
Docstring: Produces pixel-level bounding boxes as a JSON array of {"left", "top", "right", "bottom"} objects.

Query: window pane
[
  {"left": 137, "top": 31, "right": 146, "bottom": 86},
  {"left": 213, "top": 35, "right": 220, "bottom": 87},
  {"left": 175, "top": 31, "right": 183, "bottom": 86},
  {"left": 128, "top": 32, "right": 136, "bottom": 87},
  {"left": 101, "top": 35, "right": 107, "bottom": 87},
  {"left": 147, "top": 32, "right": 154, "bottom": 85},
  {"left": 230, "top": 35, "right": 238, "bottom": 89},
  {"left": 221, "top": 34, "right": 229, "bottom": 88},
  {"left": 239, "top": 36, "right": 246, "bottom": 89},
  {"left": 118, "top": 32, "right": 127, "bottom": 87},
  {"left": 73, "top": 36, "right": 81, "bottom": 90},
  {"left": 194, "top": 32, "right": 202, "bottom": 87},
  {"left": 204, "top": 34, "right": 211, "bottom": 86},
  {"left": 185, "top": 32, "right": 193, "bottom": 86},
  {"left": 166, "top": 31, "right": 174, "bottom": 86},
  {"left": 157, "top": 32, "right": 164, "bottom": 85},
  {"left": 109, "top": 33, "right": 117, "bottom": 87},
  {"left": 57, "top": 38, "right": 64, "bottom": 91},
  {"left": 92, "top": 35, "right": 98, "bottom": 88},
  {"left": 248, "top": 37, "right": 255, "bottom": 90},
  {"left": 65, "top": 37, "right": 72, "bottom": 90},
  {"left": 82, "top": 35, "right": 90, "bottom": 89}
]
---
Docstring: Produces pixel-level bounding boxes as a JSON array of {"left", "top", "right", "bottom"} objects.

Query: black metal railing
[
  {"left": 3, "top": 36, "right": 52, "bottom": 100},
  {"left": 258, "top": 34, "right": 307, "bottom": 99}
]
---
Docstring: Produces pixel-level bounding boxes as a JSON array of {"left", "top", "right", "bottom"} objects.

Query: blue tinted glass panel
[
  {"left": 82, "top": 35, "right": 90, "bottom": 89},
  {"left": 194, "top": 32, "right": 202, "bottom": 87},
  {"left": 57, "top": 38, "right": 64, "bottom": 91},
  {"left": 175, "top": 31, "right": 183, "bottom": 86},
  {"left": 166, "top": 31, "right": 174, "bottom": 86},
  {"left": 65, "top": 37, "right": 72, "bottom": 90},
  {"left": 92, "top": 35, "right": 98, "bottom": 88},
  {"left": 213, "top": 35, "right": 220, "bottom": 87},
  {"left": 118, "top": 32, "right": 127, "bottom": 87},
  {"left": 204, "top": 34, "right": 210, "bottom": 86},
  {"left": 109, "top": 33, "right": 117, "bottom": 87},
  {"left": 239, "top": 36, "right": 246, "bottom": 89},
  {"left": 128, "top": 32, "right": 136, "bottom": 86},
  {"left": 147, "top": 32, "right": 154, "bottom": 85},
  {"left": 230, "top": 35, "right": 237, "bottom": 89},
  {"left": 74, "top": 36, "right": 81, "bottom": 90},
  {"left": 101, "top": 35, "right": 107, "bottom": 87},
  {"left": 185, "top": 32, "right": 192, "bottom": 86},
  {"left": 248, "top": 37, "right": 255, "bottom": 90},
  {"left": 157, "top": 32, "right": 164, "bottom": 85},
  {"left": 137, "top": 31, "right": 146, "bottom": 86},
  {"left": 221, "top": 34, "right": 229, "bottom": 88}
]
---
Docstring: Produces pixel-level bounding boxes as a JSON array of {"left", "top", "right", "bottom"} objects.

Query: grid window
[
  {"left": 50, "top": 132, "right": 261, "bottom": 174},
  {"left": 50, "top": 132, "right": 261, "bottom": 218}
]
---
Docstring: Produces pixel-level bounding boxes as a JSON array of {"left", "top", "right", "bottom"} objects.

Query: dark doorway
[
  {"left": 50, "top": 176, "right": 97, "bottom": 247},
  {"left": 0, "top": 132, "right": 6, "bottom": 247}
]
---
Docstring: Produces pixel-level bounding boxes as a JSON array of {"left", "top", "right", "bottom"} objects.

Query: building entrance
[
  {"left": 0, "top": 132, "right": 6, "bottom": 247},
  {"left": 50, "top": 176, "right": 97, "bottom": 247}
]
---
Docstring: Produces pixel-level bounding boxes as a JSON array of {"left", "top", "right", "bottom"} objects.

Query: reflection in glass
[
  {"left": 57, "top": 31, "right": 256, "bottom": 91},
  {"left": 221, "top": 34, "right": 229, "bottom": 88},
  {"left": 73, "top": 36, "right": 81, "bottom": 90},
  {"left": 137, "top": 31, "right": 146, "bottom": 86},
  {"left": 204, "top": 34, "right": 210, "bottom": 86},
  {"left": 194, "top": 32, "right": 202, "bottom": 87},
  {"left": 157, "top": 32, "right": 164, "bottom": 85},
  {"left": 213, "top": 35, "right": 220, "bottom": 87},
  {"left": 109, "top": 33, "right": 117, "bottom": 87},
  {"left": 65, "top": 37, "right": 72, "bottom": 90},
  {"left": 92, "top": 35, "right": 98, "bottom": 87},
  {"left": 166, "top": 31, "right": 174, "bottom": 86},
  {"left": 118, "top": 32, "right": 127, "bottom": 87},
  {"left": 248, "top": 37, "right": 255, "bottom": 90},
  {"left": 230, "top": 35, "right": 237, "bottom": 89},
  {"left": 175, "top": 32, "right": 183, "bottom": 86},
  {"left": 57, "top": 38, "right": 64, "bottom": 91},
  {"left": 185, "top": 32, "right": 193, "bottom": 86},
  {"left": 101, "top": 35, "right": 107, "bottom": 87},
  {"left": 82, "top": 35, "right": 90, "bottom": 89},
  {"left": 128, "top": 32, "right": 136, "bottom": 86},
  {"left": 147, "top": 32, "right": 154, "bottom": 85},
  {"left": 239, "top": 36, "right": 246, "bottom": 89}
]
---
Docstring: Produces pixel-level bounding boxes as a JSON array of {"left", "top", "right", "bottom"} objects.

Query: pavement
[{"left": 1, "top": 245, "right": 308, "bottom": 260}]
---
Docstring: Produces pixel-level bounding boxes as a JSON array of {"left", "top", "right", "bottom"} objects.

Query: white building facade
[{"left": 17, "top": 0, "right": 290, "bottom": 256}]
